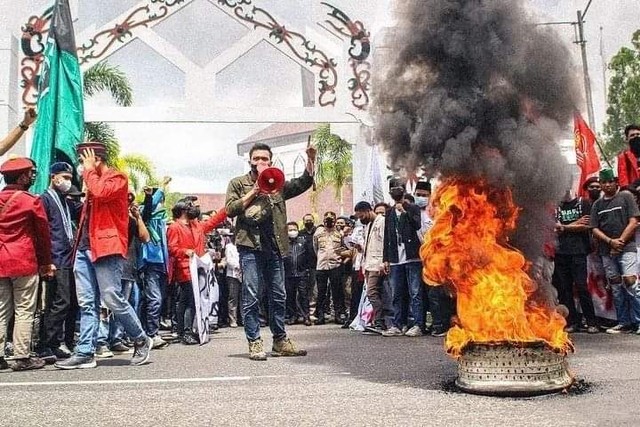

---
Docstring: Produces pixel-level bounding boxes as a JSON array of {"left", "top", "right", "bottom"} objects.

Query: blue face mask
[{"left": 414, "top": 196, "right": 429, "bottom": 208}]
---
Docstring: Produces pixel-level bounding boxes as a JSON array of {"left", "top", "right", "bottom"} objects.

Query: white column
[{"left": 0, "top": 31, "right": 23, "bottom": 159}]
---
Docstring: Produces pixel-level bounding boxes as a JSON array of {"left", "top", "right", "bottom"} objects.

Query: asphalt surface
[{"left": 0, "top": 324, "right": 639, "bottom": 426}]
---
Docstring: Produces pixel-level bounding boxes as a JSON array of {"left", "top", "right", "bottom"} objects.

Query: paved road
[{"left": 1, "top": 325, "right": 639, "bottom": 426}]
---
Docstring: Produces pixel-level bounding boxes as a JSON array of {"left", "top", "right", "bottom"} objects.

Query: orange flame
[{"left": 421, "top": 179, "right": 572, "bottom": 358}]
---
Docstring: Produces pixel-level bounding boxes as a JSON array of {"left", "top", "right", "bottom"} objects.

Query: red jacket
[
  {"left": 0, "top": 185, "right": 52, "bottom": 277},
  {"left": 79, "top": 168, "right": 129, "bottom": 262},
  {"left": 617, "top": 149, "right": 638, "bottom": 188},
  {"left": 167, "top": 209, "right": 227, "bottom": 283}
]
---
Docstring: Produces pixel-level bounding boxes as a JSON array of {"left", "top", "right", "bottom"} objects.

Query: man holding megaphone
[{"left": 225, "top": 141, "right": 316, "bottom": 361}]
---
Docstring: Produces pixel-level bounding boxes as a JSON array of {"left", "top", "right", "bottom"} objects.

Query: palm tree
[
  {"left": 82, "top": 62, "right": 157, "bottom": 191},
  {"left": 312, "top": 124, "right": 352, "bottom": 215}
]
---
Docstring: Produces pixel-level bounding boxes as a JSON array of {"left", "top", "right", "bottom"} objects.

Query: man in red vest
[
  {"left": 0, "top": 156, "right": 55, "bottom": 371},
  {"left": 616, "top": 124, "right": 640, "bottom": 188},
  {"left": 55, "top": 142, "right": 152, "bottom": 370}
]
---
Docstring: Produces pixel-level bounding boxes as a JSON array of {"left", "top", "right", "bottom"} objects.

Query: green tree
[
  {"left": 312, "top": 124, "right": 352, "bottom": 215},
  {"left": 82, "top": 62, "right": 157, "bottom": 191},
  {"left": 602, "top": 29, "right": 640, "bottom": 160}
]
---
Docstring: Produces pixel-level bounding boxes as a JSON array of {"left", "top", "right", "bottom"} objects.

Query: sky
[{"left": 0, "top": 0, "right": 637, "bottom": 193}]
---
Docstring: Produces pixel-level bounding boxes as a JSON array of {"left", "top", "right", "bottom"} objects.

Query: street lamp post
[{"left": 576, "top": 6, "right": 596, "bottom": 131}]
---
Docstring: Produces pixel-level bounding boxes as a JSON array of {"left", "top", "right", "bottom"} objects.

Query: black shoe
[
  {"left": 431, "top": 328, "right": 447, "bottom": 337},
  {"left": 11, "top": 357, "right": 45, "bottom": 371},
  {"left": 53, "top": 345, "right": 72, "bottom": 359},
  {"left": 181, "top": 334, "right": 199, "bottom": 345},
  {"left": 341, "top": 320, "right": 351, "bottom": 329},
  {"left": 314, "top": 318, "right": 325, "bottom": 325},
  {"left": 55, "top": 354, "right": 97, "bottom": 370},
  {"left": 0, "top": 357, "right": 8, "bottom": 370},
  {"left": 304, "top": 318, "right": 312, "bottom": 326},
  {"left": 131, "top": 336, "right": 153, "bottom": 366},
  {"left": 36, "top": 348, "right": 57, "bottom": 364}
]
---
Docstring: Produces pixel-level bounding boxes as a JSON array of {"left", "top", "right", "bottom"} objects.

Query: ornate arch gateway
[{"left": 19, "top": 0, "right": 372, "bottom": 117}]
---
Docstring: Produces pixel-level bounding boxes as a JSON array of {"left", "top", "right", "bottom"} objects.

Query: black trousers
[
  {"left": 175, "top": 282, "right": 196, "bottom": 335},
  {"left": 285, "top": 274, "right": 310, "bottom": 320},
  {"left": 40, "top": 268, "right": 76, "bottom": 349},
  {"left": 316, "top": 267, "right": 345, "bottom": 318},
  {"left": 349, "top": 270, "right": 364, "bottom": 322},
  {"left": 553, "top": 254, "right": 597, "bottom": 327}
]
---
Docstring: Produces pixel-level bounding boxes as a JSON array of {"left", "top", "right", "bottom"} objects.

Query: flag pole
[{"left": 593, "top": 137, "right": 613, "bottom": 169}]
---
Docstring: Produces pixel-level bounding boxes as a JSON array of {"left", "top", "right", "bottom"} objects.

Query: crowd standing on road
[{"left": 2, "top": 115, "right": 640, "bottom": 371}]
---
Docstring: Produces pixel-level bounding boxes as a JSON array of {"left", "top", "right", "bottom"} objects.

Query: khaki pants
[
  {"left": 365, "top": 270, "right": 384, "bottom": 325},
  {"left": 0, "top": 275, "right": 39, "bottom": 359}
]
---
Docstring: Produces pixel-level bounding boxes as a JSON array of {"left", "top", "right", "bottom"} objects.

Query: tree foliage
[
  {"left": 602, "top": 29, "right": 640, "bottom": 160},
  {"left": 312, "top": 124, "right": 352, "bottom": 214},
  {"left": 82, "top": 62, "right": 157, "bottom": 191}
]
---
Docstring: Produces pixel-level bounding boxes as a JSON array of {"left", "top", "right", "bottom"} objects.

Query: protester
[
  {"left": 616, "top": 124, "right": 640, "bottom": 188},
  {"left": 0, "top": 108, "right": 36, "bottom": 157},
  {"left": 354, "top": 201, "right": 386, "bottom": 332},
  {"left": 382, "top": 179, "right": 425, "bottom": 337},
  {"left": 139, "top": 178, "right": 172, "bottom": 348},
  {"left": 225, "top": 141, "right": 314, "bottom": 361},
  {"left": 37, "top": 162, "right": 82, "bottom": 362},
  {"left": 284, "top": 222, "right": 314, "bottom": 326},
  {"left": 225, "top": 233, "right": 242, "bottom": 327},
  {"left": 96, "top": 191, "right": 151, "bottom": 357},
  {"left": 0, "top": 156, "right": 55, "bottom": 371},
  {"left": 553, "top": 188, "right": 599, "bottom": 333},
  {"left": 167, "top": 196, "right": 227, "bottom": 344},
  {"left": 374, "top": 202, "right": 388, "bottom": 217},
  {"left": 314, "top": 211, "right": 347, "bottom": 325},
  {"left": 55, "top": 142, "right": 152, "bottom": 369},
  {"left": 589, "top": 168, "right": 640, "bottom": 334}
]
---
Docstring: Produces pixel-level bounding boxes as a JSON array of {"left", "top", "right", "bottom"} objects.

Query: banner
[
  {"left": 30, "top": 0, "right": 84, "bottom": 194},
  {"left": 188, "top": 253, "right": 220, "bottom": 345},
  {"left": 586, "top": 253, "right": 617, "bottom": 321},
  {"left": 574, "top": 112, "right": 600, "bottom": 196}
]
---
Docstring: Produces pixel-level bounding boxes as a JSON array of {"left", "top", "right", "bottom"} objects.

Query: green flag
[{"left": 30, "top": 0, "right": 84, "bottom": 194}]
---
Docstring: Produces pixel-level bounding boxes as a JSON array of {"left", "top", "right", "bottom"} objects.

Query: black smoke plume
[{"left": 373, "top": 0, "right": 581, "bottom": 261}]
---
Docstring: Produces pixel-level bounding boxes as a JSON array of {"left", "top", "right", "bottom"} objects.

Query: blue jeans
[
  {"left": 98, "top": 280, "right": 136, "bottom": 347},
  {"left": 602, "top": 252, "right": 640, "bottom": 325},
  {"left": 74, "top": 250, "right": 146, "bottom": 357},
  {"left": 389, "top": 261, "right": 424, "bottom": 329},
  {"left": 142, "top": 263, "right": 165, "bottom": 337},
  {"left": 239, "top": 249, "right": 286, "bottom": 342}
]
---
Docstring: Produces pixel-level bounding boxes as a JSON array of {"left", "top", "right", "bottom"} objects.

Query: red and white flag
[{"left": 574, "top": 112, "right": 601, "bottom": 195}]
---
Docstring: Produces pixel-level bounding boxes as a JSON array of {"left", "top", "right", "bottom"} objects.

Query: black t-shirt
[
  {"left": 589, "top": 190, "right": 640, "bottom": 255},
  {"left": 555, "top": 197, "right": 591, "bottom": 255}
]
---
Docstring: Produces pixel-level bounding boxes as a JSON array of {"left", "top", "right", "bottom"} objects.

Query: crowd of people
[{"left": 1, "top": 112, "right": 640, "bottom": 371}]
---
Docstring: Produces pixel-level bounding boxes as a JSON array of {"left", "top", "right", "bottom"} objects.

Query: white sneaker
[
  {"left": 95, "top": 345, "right": 114, "bottom": 358},
  {"left": 382, "top": 327, "right": 403, "bottom": 337},
  {"left": 606, "top": 324, "right": 633, "bottom": 334},
  {"left": 404, "top": 325, "right": 424, "bottom": 337}
]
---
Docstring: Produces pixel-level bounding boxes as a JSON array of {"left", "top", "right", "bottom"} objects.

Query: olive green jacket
[{"left": 225, "top": 170, "right": 313, "bottom": 254}]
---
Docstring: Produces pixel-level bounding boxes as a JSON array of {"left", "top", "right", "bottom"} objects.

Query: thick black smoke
[{"left": 373, "top": 0, "right": 581, "bottom": 260}]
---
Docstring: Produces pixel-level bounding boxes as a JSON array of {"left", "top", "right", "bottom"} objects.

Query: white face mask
[
  {"left": 414, "top": 196, "right": 429, "bottom": 208},
  {"left": 288, "top": 230, "right": 299, "bottom": 239},
  {"left": 54, "top": 178, "right": 72, "bottom": 193}
]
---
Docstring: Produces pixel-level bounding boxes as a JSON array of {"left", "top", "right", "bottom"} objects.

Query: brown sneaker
[
  {"left": 11, "top": 357, "right": 45, "bottom": 371},
  {"left": 272, "top": 337, "right": 307, "bottom": 357},
  {"left": 248, "top": 338, "right": 267, "bottom": 361}
]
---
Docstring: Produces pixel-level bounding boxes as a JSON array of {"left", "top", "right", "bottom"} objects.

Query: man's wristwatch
[{"left": 18, "top": 122, "right": 29, "bottom": 131}]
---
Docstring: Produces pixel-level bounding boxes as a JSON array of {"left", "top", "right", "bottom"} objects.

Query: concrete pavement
[{"left": 1, "top": 324, "right": 639, "bottom": 426}]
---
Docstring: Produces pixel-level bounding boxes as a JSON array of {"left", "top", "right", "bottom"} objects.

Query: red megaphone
[{"left": 257, "top": 167, "right": 285, "bottom": 194}]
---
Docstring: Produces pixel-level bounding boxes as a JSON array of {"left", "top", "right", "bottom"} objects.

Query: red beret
[
  {"left": 77, "top": 141, "right": 107, "bottom": 159},
  {"left": 0, "top": 157, "right": 35, "bottom": 175}
]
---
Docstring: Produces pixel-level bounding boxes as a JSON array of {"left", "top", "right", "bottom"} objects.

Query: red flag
[{"left": 574, "top": 112, "right": 601, "bottom": 196}]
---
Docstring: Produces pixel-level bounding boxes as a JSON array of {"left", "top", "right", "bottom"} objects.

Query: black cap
[
  {"left": 415, "top": 180, "right": 431, "bottom": 192},
  {"left": 388, "top": 177, "right": 405, "bottom": 191}
]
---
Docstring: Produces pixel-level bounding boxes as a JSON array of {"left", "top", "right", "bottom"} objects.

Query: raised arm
[{"left": 0, "top": 109, "right": 36, "bottom": 156}]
